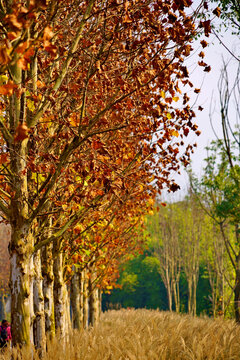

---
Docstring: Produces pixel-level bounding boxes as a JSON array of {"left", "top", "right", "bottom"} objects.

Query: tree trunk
[
  {"left": 193, "top": 272, "right": 197, "bottom": 316},
  {"left": 42, "top": 243, "right": 55, "bottom": 338},
  {"left": 89, "top": 269, "right": 99, "bottom": 326},
  {"left": 53, "top": 246, "right": 66, "bottom": 336},
  {"left": 9, "top": 229, "right": 32, "bottom": 347},
  {"left": 172, "top": 280, "right": 180, "bottom": 313},
  {"left": 33, "top": 250, "right": 46, "bottom": 353},
  {"left": 234, "top": 268, "right": 240, "bottom": 322},
  {"left": 98, "top": 289, "right": 102, "bottom": 317},
  {"left": 188, "top": 279, "right": 192, "bottom": 314},
  {"left": 8, "top": 61, "right": 33, "bottom": 346},
  {"left": 82, "top": 269, "right": 89, "bottom": 328},
  {"left": 64, "top": 285, "right": 71, "bottom": 339},
  {"left": 0, "top": 295, "right": 6, "bottom": 320},
  {"left": 70, "top": 267, "right": 82, "bottom": 329}
]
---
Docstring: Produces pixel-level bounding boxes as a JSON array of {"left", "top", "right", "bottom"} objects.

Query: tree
[
  {"left": 191, "top": 60, "right": 240, "bottom": 321},
  {"left": 152, "top": 205, "right": 182, "bottom": 312},
  {"left": 0, "top": 0, "right": 209, "bottom": 347}
]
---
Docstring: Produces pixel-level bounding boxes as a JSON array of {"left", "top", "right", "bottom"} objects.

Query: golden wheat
[{"left": 1, "top": 309, "right": 240, "bottom": 359}]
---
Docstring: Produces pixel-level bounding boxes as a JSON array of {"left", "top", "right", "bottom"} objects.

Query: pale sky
[{"left": 162, "top": 21, "right": 240, "bottom": 200}]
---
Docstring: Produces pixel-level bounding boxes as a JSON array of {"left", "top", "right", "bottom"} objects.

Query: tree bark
[
  {"left": 234, "top": 267, "right": 240, "bottom": 322},
  {"left": 33, "top": 250, "right": 46, "bottom": 353},
  {"left": 82, "top": 269, "right": 89, "bottom": 328},
  {"left": 89, "top": 268, "right": 99, "bottom": 326},
  {"left": 70, "top": 267, "right": 82, "bottom": 329},
  {"left": 53, "top": 244, "right": 66, "bottom": 337},
  {"left": 42, "top": 243, "right": 55, "bottom": 338},
  {"left": 9, "top": 230, "right": 32, "bottom": 346}
]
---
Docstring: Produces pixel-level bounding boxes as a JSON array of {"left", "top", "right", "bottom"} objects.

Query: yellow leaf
[
  {"left": 0, "top": 75, "right": 8, "bottom": 85},
  {"left": 172, "top": 96, "right": 179, "bottom": 102},
  {"left": 160, "top": 90, "right": 165, "bottom": 98},
  {"left": 171, "top": 130, "right": 179, "bottom": 137},
  {"left": 27, "top": 98, "right": 35, "bottom": 112},
  {"left": 167, "top": 112, "right": 172, "bottom": 119}
]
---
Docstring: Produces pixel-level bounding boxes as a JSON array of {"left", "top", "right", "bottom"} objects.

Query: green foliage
[
  {"left": 102, "top": 252, "right": 168, "bottom": 311},
  {"left": 211, "top": 0, "right": 240, "bottom": 34}
]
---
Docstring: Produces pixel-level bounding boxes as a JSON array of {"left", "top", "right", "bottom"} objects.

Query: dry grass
[{"left": 1, "top": 309, "right": 240, "bottom": 359}]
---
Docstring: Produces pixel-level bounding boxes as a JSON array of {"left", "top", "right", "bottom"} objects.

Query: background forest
[{"left": 103, "top": 197, "right": 233, "bottom": 317}]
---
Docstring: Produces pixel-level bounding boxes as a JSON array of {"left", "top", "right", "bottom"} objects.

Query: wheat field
[{"left": 1, "top": 309, "right": 240, "bottom": 359}]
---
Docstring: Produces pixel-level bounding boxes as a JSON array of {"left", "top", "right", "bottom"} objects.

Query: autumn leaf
[
  {"left": 14, "top": 123, "right": 29, "bottom": 142},
  {"left": 169, "top": 183, "right": 180, "bottom": 192},
  {"left": 0, "top": 81, "right": 16, "bottom": 96},
  {"left": 17, "top": 57, "right": 28, "bottom": 70},
  {"left": 7, "top": 32, "right": 19, "bottom": 41},
  {"left": 200, "top": 40, "right": 208, "bottom": 48},
  {"left": 213, "top": 7, "right": 221, "bottom": 17},
  {"left": 172, "top": 97, "right": 179, "bottom": 102},
  {"left": 5, "top": 13, "right": 22, "bottom": 30},
  {"left": 201, "top": 20, "right": 211, "bottom": 37},
  {"left": 204, "top": 65, "right": 211, "bottom": 72},
  {"left": 43, "top": 26, "right": 54, "bottom": 41},
  {"left": 0, "top": 48, "right": 11, "bottom": 65},
  {"left": 0, "top": 153, "right": 8, "bottom": 164}
]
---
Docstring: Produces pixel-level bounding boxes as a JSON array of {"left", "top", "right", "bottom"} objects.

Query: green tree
[{"left": 191, "top": 60, "right": 240, "bottom": 321}]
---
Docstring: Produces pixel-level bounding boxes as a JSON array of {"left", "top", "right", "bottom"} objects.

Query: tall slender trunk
[
  {"left": 64, "top": 285, "right": 71, "bottom": 339},
  {"left": 172, "top": 280, "right": 180, "bottom": 313},
  {"left": 89, "top": 267, "right": 99, "bottom": 326},
  {"left": 70, "top": 267, "right": 82, "bottom": 329},
  {"left": 188, "top": 279, "right": 192, "bottom": 314},
  {"left": 193, "top": 273, "right": 197, "bottom": 316},
  {"left": 33, "top": 250, "right": 46, "bottom": 353},
  {"left": 53, "top": 243, "right": 66, "bottom": 336},
  {"left": 165, "top": 271, "right": 172, "bottom": 312},
  {"left": 82, "top": 269, "right": 89, "bottom": 328},
  {"left": 234, "top": 267, "right": 240, "bottom": 322},
  {"left": 8, "top": 60, "right": 33, "bottom": 346},
  {"left": 98, "top": 289, "right": 102, "bottom": 317},
  {"left": 42, "top": 243, "right": 55, "bottom": 338},
  {"left": 9, "top": 228, "right": 32, "bottom": 346}
]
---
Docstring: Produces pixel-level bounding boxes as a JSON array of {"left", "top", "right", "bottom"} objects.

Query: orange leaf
[
  {"left": 43, "top": 26, "right": 54, "bottom": 41},
  {"left": 17, "top": 57, "right": 28, "bottom": 70},
  {"left": 0, "top": 48, "right": 11, "bottom": 65},
  {"left": 14, "top": 123, "right": 29, "bottom": 142},
  {"left": 0, "top": 81, "right": 16, "bottom": 96},
  {"left": 213, "top": 7, "right": 221, "bottom": 17}
]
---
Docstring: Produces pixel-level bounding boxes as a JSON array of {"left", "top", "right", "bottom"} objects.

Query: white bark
[
  {"left": 82, "top": 269, "right": 89, "bottom": 328},
  {"left": 53, "top": 250, "right": 66, "bottom": 337},
  {"left": 42, "top": 244, "right": 55, "bottom": 337},
  {"left": 33, "top": 250, "right": 46, "bottom": 353}
]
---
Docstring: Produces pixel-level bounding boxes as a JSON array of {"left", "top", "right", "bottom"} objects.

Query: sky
[{"left": 163, "top": 18, "right": 240, "bottom": 200}]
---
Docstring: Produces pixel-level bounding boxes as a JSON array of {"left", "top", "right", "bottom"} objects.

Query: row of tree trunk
[{"left": 12, "top": 240, "right": 102, "bottom": 355}]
